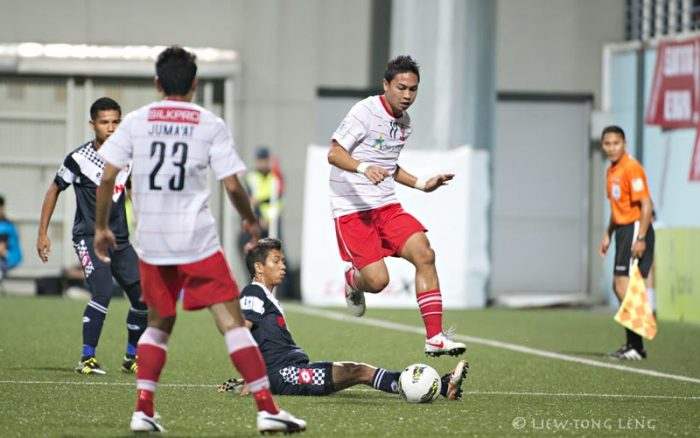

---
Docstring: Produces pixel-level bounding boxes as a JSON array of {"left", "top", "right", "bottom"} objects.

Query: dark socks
[
  {"left": 625, "top": 328, "right": 644, "bottom": 351},
  {"left": 81, "top": 301, "right": 107, "bottom": 360},
  {"left": 124, "top": 282, "right": 148, "bottom": 357},
  {"left": 126, "top": 308, "right": 147, "bottom": 356},
  {"left": 371, "top": 368, "right": 401, "bottom": 394}
]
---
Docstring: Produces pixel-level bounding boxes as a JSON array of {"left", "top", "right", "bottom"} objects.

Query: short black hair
[
  {"left": 90, "top": 97, "right": 121, "bottom": 120},
  {"left": 156, "top": 46, "right": 197, "bottom": 96},
  {"left": 0, "top": 194, "right": 4, "bottom": 207},
  {"left": 601, "top": 125, "right": 625, "bottom": 141},
  {"left": 245, "top": 238, "right": 282, "bottom": 278},
  {"left": 255, "top": 146, "right": 270, "bottom": 159},
  {"left": 384, "top": 55, "right": 420, "bottom": 83}
]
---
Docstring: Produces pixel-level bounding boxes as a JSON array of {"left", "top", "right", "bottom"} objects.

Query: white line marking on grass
[
  {"left": 464, "top": 390, "right": 700, "bottom": 400},
  {"left": 346, "top": 388, "right": 700, "bottom": 400},
  {"left": 2, "top": 380, "right": 698, "bottom": 401},
  {"left": 0, "top": 380, "right": 213, "bottom": 388},
  {"left": 287, "top": 304, "right": 700, "bottom": 385}
]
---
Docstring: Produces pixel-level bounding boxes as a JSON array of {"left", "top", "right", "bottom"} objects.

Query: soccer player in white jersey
[
  {"left": 93, "top": 46, "right": 306, "bottom": 435},
  {"left": 327, "top": 55, "right": 466, "bottom": 358}
]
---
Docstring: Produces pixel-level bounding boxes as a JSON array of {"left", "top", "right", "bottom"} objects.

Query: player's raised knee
[
  {"left": 364, "top": 275, "right": 390, "bottom": 293},
  {"left": 414, "top": 246, "right": 435, "bottom": 267}
]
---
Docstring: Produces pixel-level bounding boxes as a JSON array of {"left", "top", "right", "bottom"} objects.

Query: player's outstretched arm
[
  {"left": 394, "top": 165, "right": 454, "bottom": 193},
  {"left": 423, "top": 173, "right": 455, "bottom": 192},
  {"left": 36, "top": 183, "right": 61, "bottom": 263},
  {"left": 222, "top": 174, "right": 260, "bottom": 251},
  {"left": 94, "top": 163, "right": 119, "bottom": 262},
  {"left": 328, "top": 141, "right": 389, "bottom": 184}
]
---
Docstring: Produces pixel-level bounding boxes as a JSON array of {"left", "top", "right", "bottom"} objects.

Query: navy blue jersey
[
  {"left": 240, "top": 283, "right": 308, "bottom": 372},
  {"left": 54, "top": 141, "right": 130, "bottom": 242}
]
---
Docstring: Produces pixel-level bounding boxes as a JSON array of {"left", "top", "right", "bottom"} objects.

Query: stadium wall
[{"left": 496, "top": 0, "right": 626, "bottom": 111}]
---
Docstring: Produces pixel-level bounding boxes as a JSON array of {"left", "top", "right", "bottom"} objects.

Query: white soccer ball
[{"left": 398, "top": 363, "right": 442, "bottom": 403}]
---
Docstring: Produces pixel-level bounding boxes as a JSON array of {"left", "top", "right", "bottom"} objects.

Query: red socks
[
  {"left": 417, "top": 289, "right": 443, "bottom": 339},
  {"left": 225, "top": 327, "right": 279, "bottom": 414},
  {"left": 135, "top": 327, "right": 170, "bottom": 417}
]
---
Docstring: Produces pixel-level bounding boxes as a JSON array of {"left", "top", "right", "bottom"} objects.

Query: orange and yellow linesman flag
[{"left": 614, "top": 261, "right": 658, "bottom": 340}]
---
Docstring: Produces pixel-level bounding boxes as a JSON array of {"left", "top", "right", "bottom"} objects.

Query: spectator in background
[
  {"left": 244, "top": 146, "right": 284, "bottom": 239},
  {"left": 0, "top": 195, "right": 23, "bottom": 281}
]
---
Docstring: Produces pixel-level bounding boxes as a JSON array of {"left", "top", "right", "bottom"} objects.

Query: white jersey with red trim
[
  {"left": 98, "top": 99, "right": 246, "bottom": 265},
  {"left": 330, "top": 95, "right": 412, "bottom": 218}
]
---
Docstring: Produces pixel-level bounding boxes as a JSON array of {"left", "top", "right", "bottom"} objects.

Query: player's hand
[
  {"left": 37, "top": 234, "right": 51, "bottom": 263},
  {"left": 424, "top": 173, "right": 455, "bottom": 192},
  {"left": 362, "top": 165, "right": 390, "bottom": 184},
  {"left": 631, "top": 240, "right": 646, "bottom": 259},
  {"left": 217, "top": 378, "right": 249, "bottom": 396},
  {"left": 242, "top": 219, "right": 260, "bottom": 253},
  {"left": 598, "top": 234, "right": 611, "bottom": 257},
  {"left": 94, "top": 227, "right": 117, "bottom": 263}
]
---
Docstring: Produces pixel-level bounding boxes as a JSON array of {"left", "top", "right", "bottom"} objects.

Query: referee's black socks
[{"left": 625, "top": 328, "right": 644, "bottom": 351}]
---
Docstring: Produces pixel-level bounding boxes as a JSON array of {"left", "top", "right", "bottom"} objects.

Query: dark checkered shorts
[{"left": 269, "top": 361, "right": 335, "bottom": 396}]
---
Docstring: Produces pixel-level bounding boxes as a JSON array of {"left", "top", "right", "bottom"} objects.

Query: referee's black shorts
[{"left": 613, "top": 222, "right": 655, "bottom": 278}]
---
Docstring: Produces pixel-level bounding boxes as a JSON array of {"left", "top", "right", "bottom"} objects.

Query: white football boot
[
  {"left": 257, "top": 409, "right": 307, "bottom": 434},
  {"left": 424, "top": 332, "right": 466, "bottom": 357},
  {"left": 130, "top": 411, "right": 165, "bottom": 433},
  {"left": 344, "top": 265, "right": 366, "bottom": 317}
]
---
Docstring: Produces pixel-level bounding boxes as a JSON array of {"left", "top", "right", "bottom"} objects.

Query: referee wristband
[
  {"left": 414, "top": 179, "right": 427, "bottom": 191},
  {"left": 356, "top": 162, "right": 369, "bottom": 174}
]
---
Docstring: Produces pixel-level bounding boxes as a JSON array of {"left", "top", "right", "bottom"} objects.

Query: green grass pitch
[{"left": 1, "top": 296, "right": 699, "bottom": 437}]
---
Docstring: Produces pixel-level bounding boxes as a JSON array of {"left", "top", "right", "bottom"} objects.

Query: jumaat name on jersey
[{"left": 147, "top": 124, "right": 195, "bottom": 137}]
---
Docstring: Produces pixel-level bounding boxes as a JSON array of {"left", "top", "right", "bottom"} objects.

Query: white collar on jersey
[{"left": 251, "top": 281, "right": 285, "bottom": 317}]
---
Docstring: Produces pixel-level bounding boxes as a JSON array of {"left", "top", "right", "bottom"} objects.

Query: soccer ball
[{"left": 398, "top": 363, "right": 441, "bottom": 403}]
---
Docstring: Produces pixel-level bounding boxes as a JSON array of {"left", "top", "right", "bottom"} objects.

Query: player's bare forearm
[
  {"left": 394, "top": 165, "right": 418, "bottom": 187},
  {"left": 222, "top": 174, "right": 257, "bottom": 224},
  {"left": 36, "top": 183, "right": 60, "bottom": 262},
  {"left": 606, "top": 216, "right": 615, "bottom": 238},
  {"left": 599, "top": 215, "right": 615, "bottom": 257},
  {"left": 93, "top": 163, "right": 119, "bottom": 262},
  {"left": 638, "top": 198, "right": 653, "bottom": 238},
  {"left": 328, "top": 141, "right": 389, "bottom": 184},
  {"left": 631, "top": 198, "right": 653, "bottom": 259},
  {"left": 327, "top": 141, "right": 361, "bottom": 172},
  {"left": 95, "top": 164, "right": 119, "bottom": 231},
  {"left": 38, "top": 183, "right": 60, "bottom": 237}
]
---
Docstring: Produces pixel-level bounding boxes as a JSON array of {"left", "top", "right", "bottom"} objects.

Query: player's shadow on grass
[
  {"left": 8, "top": 365, "right": 76, "bottom": 373},
  {"left": 559, "top": 351, "right": 610, "bottom": 358},
  {"left": 323, "top": 391, "right": 398, "bottom": 404}
]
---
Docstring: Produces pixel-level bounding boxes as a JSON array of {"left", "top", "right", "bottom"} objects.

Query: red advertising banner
[{"left": 646, "top": 38, "right": 700, "bottom": 129}]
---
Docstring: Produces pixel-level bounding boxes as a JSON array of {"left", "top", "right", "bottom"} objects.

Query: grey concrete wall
[{"left": 496, "top": 0, "right": 625, "bottom": 108}]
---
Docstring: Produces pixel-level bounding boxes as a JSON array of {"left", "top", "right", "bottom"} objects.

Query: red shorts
[
  {"left": 334, "top": 203, "right": 426, "bottom": 269},
  {"left": 138, "top": 250, "right": 240, "bottom": 317}
]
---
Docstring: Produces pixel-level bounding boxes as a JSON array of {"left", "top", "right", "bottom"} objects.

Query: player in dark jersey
[
  {"left": 218, "top": 238, "right": 469, "bottom": 400},
  {"left": 36, "top": 97, "right": 147, "bottom": 375}
]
